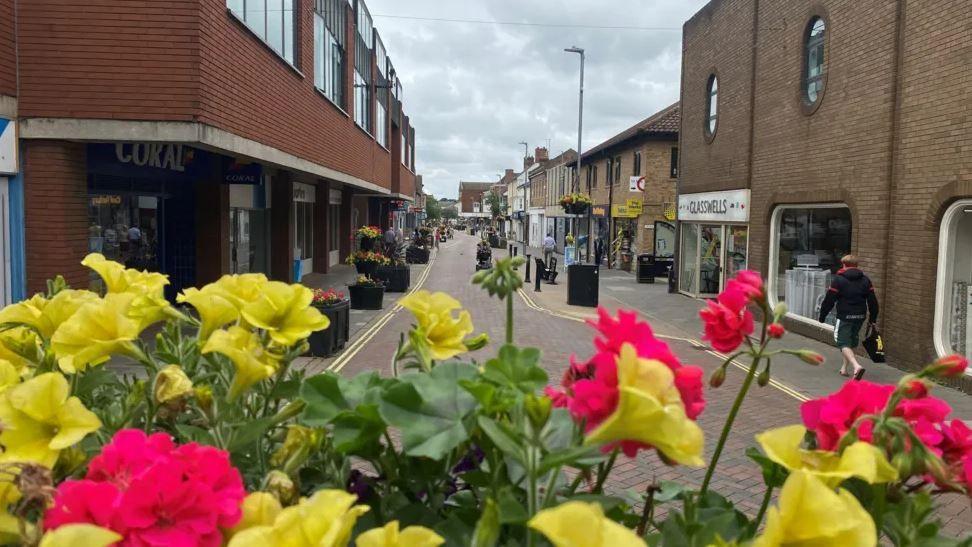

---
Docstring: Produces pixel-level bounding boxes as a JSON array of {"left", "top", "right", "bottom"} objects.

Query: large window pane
[
  {"left": 679, "top": 223, "right": 699, "bottom": 293},
  {"left": 773, "top": 206, "right": 852, "bottom": 324},
  {"left": 938, "top": 201, "right": 972, "bottom": 363},
  {"left": 266, "top": 0, "right": 283, "bottom": 55}
]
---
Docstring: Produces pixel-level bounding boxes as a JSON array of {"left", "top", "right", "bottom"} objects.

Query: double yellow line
[
  {"left": 326, "top": 251, "right": 437, "bottom": 374},
  {"left": 516, "top": 288, "right": 810, "bottom": 402}
]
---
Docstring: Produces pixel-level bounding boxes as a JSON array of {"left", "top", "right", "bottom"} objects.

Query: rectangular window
[
  {"left": 228, "top": 0, "right": 296, "bottom": 65},
  {"left": 401, "top": 120, "right": 409, "bottom": 167},
  {"left": 375, "top": 35, "right": 389, "bottom": 148},
  {"left": 605, "top": 159, "right": 612, "bottom": 186},
  {"left": 770, "top": 205, "right": 852, "bottom": 325},
  {"left": 670, "top": 147, "right": 679, "bottom": 178},
  {"left": 614, "top": 156, "right": 621, "bottom": 185},
  {"left": 353, "top": 0, "right": 373, "bottom": 132},
  {"left": 633, "top": 151, "right": 641, "bottom": 176},
  {"left": 313, "top": 0, "right": 346, "bottom": 107}
]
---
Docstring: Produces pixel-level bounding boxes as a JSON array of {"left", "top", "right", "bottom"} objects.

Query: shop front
[
  {"left": 292, "top": 182, "right": 316, "bottom": 280},
  {"left": 677, "top": 189, "right": 750, "bottom": 297},
  {"left": 610, "top": 200, "right": 641, "bottom": 271},
  {"left": 229, "top": 177, "right": 270, "bottom": 275}
]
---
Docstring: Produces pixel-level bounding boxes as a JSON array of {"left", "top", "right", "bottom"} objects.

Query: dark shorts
[{"left": 834, "top": 318, "right": 864, "bottom": 349}]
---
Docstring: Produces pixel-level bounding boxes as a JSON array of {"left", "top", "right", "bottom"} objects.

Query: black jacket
[{"left": 818, "top": 268, "right": 879, "bottom": 323}]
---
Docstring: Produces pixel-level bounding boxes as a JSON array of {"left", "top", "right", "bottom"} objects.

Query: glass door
[
  {"left": 725, "top": 225, "right": 749, "bottom": 281},
  {"left": 679, "top": 223, "right": 699, "bottom": 294},
  {"left": 699, "top": 224, "right": 723, "bottom": 296}
]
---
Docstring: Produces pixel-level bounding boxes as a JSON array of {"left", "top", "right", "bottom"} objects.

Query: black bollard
[
  {"left": 513, "top": 246, "right": 518, "bottom": 257},
  {"left": 534, "top": 262, "right": 542, "bottom": 293},
  {"left": 508, "top": 244, "right": 513, "bottom": 257},
  {"left": 525, "top": 254, "right": 532, "bottom": 283}
]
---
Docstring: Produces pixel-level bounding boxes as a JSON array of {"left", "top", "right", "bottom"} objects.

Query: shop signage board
[
  {"left": 591, "top": 206, "right": 607, "bottom": 217},
  {"left": 293, "top": 182, "right": 316, "bottom": 203},
  {"left": 625, "top": 198, "right": 643, "bottom": 214},
  {"left": 678, "top": 189, "right": 750, "bottom": 222},
  {"left": 88, "top": 143, "right": 212, "bottom": 182},
  {"left": 224, "top": 160, "right": 262, "bottom": 184},
  {"left": 629, "top": 176, "right": 645, "bottom": 192},
  {"left": 0, "top": 118, "right": 16, "bottom": 174},
  {"left": 611, "top": 204, "right": 639, "bottom": 218}
]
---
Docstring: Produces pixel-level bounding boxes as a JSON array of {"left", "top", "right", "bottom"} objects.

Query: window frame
[
  {"left": 633, "top": 151, "right": 641, "bottom": 176},
  {"left": 614, "top": 155, "right": 622, "bottom": 185},
  {"left": 767, "top": 203, "right": 853, "bottom": 330},
  {"left": 228, "top": 0, "right": 297, "bottom": 67},
  {"left": 800, "top": 15, "right": 828, "bottom": 114},
  {"left": 704, "top": 73, "right": 719, "bottom": 141},
  {"left": 933, "top": 199, "right": 972, "bottom": 373},
  {"left": 670, "top": 147, "right": 679, "bottom": 178},
  {"left": 313, "top": 0, "right": 347, "bottom": 110},
  {"left": 353, "top": 0, "right": 374, "bottom": 134}
]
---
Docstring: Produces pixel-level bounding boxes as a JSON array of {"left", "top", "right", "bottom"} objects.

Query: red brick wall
[
  {"left": 0, "top": 0, "right": 15, "bottom": 97},
  {"left": 23, "top": 141, "right": 89, "bottom": 294},
  {"left": 459, "top": 189, "right": 483, "bottom": 214}
]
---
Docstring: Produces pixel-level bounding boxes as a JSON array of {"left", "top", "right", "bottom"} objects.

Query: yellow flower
[
  {"left": 240, "top": 282, "right": 329, "bottom": 347},
  {"left": 756, "top": 425, "right": 898, "bottom": 488},
  {"left": 227, "top": 489, "right": 369, "bottom": 547},
  {"left": 0, "top": 372, "right": 102, "bottom": 467},
  {"left": 210, "top": 273, "right": 269, "bottom": 310},
  {"left": 0, "top": 479, "right": 23, "bottom": 544},
  {"left": 398, "top": 291, "right": 475, "bottom": 361},
  {"left": 528, "top": 501, "right": 646, "bottom": 547},
  {"left": 178, "top": 287, "right": 240, "bottom": 340},
  {"left": 584, "top": 344, "right": 704, "bottom": 466},
  {"left": 201, "top": 326, "right": 278, "bottom": 401},
  {"left": 0, "top": 327, "right": 42, "bottom": 372},
  {"left": 0, "top": 291, "right": 101, "bottom": 340},
  {"left": 153, "top": 365, "right": 194, "bottom": 404},
  {"left": 50, "top": 294, "right": 145, "bottom": 373},
  {"left": 82, "top": 253, "right": 168, "bottom": 296},
  {"left": 0, "top": 360, "right": 18, "bottom": 391},
  {"left": 356, "top": 521, "right": 444, "bottom": 547},
  {"left": 126, "top": 293, "right": 184, "bottom": 332},
  {"left": 753, "top": 470, "right": 876, "bottom": 547},
  {"left": 227, "top": 492, "right": 282, "bottom": 539},
  {"left": 39, "top": 524, "right": 121, "bottom": 547}
]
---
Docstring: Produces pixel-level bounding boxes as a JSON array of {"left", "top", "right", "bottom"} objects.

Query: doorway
[{"left": 679, "top": 223, "right": 749, "bottom": 297}]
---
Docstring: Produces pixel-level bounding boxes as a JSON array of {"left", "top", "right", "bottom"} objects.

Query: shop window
[
  {"left": 313, "top": 0, "right": 346, "bottom": 108},
  {"left": 228, "top": 0, "right": 295, "bottom": 65},
  {"left": 294, "top": 201, "right": 314, "bottom": 263},
  {"left": 654, "top": 221, "right": 675, "bottom": 258},
  {"left": 770, "top": 205, "right": 852, "bottom": 325},
  {"left": 935, "top": 200, "right": 972, "bottom": 367},
  {"left": 803, "top": 17, "right": 827, "bottom": 106},
  {"left": 679, "top": 223, "right": 699, "bottom": 293},
  {"left": 705, "top": 74, "right": 718, "bottom": 138},
  {"left": 88, "top": 194, "right": 160, "bottom": 291}
]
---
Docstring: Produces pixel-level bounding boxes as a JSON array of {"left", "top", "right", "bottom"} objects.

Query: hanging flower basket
[{"left": 560, "top": 192, "right": 593, "bottom": 215}]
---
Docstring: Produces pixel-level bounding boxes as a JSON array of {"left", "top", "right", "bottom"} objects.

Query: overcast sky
[{"left": 366, "top": 0, "right": 708, "bottom": 199}]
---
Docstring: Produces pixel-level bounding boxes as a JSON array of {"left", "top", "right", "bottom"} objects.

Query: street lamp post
[
  {"left": 565, "top": 46, "right": 586, "bottom": 262},
  {"left": 519, "top": 141, "right": 528, "bottom": 255}
]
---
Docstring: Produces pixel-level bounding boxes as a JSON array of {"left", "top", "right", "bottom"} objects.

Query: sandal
[
  {"left": 853, "top": 368, "right": 866, "bottom": 381},
  {"left": 839, "top": 370, "right": 851, "bottom": 377}
]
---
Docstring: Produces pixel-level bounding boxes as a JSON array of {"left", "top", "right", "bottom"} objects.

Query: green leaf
[
  {"left": 478, "top": 416, "right": 526, "bottom": 464},
  {"left": 497, "top": 486, "right": 529, "bottom": 524},
  {"left": 745, "top": 446, "right": 788, "bottom": 488},
  {"left": 227, "top": 416, "right": 276, "bottom": 451},
  {"left": 299, "top": 371, "right": 383, "bottom": 426},
  {"left": 330, "top": 405, "right": 386, "bottom": 455},
  {"left": 481, "top": 344, "right": 548, "bottom": 394},
  {"left": 174, "top": 424, "right": 216, "bottom": 446},
  {"left": 537, "top": 445, "right": 600, "bottom": 475},
  {"left": 74, "top": 368, "right": 121, "bottom": 399},
  {"left": 472, "top": 498, "right": 501, "bottom": 547},
  {"left": 378, "top": 362, "right": 478, "bottom": 459}
]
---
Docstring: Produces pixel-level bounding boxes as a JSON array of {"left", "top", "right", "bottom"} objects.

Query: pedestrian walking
[
  {"left": 542, "top": 233, "right": 556, "bottom": 266},
  {"left": 818, "top": 255, "right": 879, "bottom": 380},
  {"left": 593, "top": 237, "right": 604, "bottom": 267}
]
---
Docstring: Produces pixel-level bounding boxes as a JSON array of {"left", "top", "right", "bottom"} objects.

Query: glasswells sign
[{"left": 678, "top": 189, "right": 750, "bottom": 223}]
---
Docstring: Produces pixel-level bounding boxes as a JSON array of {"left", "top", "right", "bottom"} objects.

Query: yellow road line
[
  {"left": 516, "top": 287, "right": 810, "bottom": 402},
  {"left": 326, "top": 250, "right": 437, "bottom": 373}
]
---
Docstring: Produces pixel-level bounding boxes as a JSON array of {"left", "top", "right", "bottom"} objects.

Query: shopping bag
[{"left": 863, "top": 323, "right": 886, "bottom": 363}]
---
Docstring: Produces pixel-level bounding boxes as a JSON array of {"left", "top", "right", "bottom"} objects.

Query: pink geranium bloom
[
  {"left": 699, "top": 289, "right": 755, "bottom": 353},
  {"left": 86, "top": 430, "right": 176, "bottom": 488},
  {"left": 44, "top": 480, "right": 121, "bottom": 530},
  {"left": 728, "top": 270, "right": 764, "bottom": 301},
  {"left": 800, "top": 381, "right": 894, "bottom": 451},
  {"left": 896, "top": 397, "right": 952, "bottom": 451}
]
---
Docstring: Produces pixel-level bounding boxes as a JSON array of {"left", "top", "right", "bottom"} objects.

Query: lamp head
[{"left": 565, "top": 47, "right": 584, "bottom": 54}]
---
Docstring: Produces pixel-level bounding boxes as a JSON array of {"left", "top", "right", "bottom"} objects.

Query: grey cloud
[{"left": 369, "top": 0, "right": 708, "bottom": 199}]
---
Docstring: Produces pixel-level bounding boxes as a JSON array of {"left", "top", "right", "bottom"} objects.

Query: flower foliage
[
  {"left": 345, "top": 250, "right": 390, "bottom": 265},
  {"left": 356, "top": 225, "right": 383, "bottom": 239},
  {"left": 311, "top": 288, "right": 346, "bottom": 307}
]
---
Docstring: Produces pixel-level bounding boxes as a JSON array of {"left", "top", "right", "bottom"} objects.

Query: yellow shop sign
[
  {"left": 611, "top": 204, "right": 639, "bottom": 218},
  {"left": 625, "top": 199, "right": 643, "bottom": 214}
]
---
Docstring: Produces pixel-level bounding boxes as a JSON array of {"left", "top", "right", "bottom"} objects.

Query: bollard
[
  {"left": 513, "top": 246, "right": 518, "bottom": 257},
  {"left": 525, "top": 254, "right": 532, "bottom": 283},
  {"left": 508, "top": 244, "right": 513, "bottom": 257},
  {"left": 534, "top": 262, "right": 542, "bottom": 293}
]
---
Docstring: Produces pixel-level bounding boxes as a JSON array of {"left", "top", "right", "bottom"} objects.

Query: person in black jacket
[{"left": 818, "top": 255, "right": 879, "bottom": 380}]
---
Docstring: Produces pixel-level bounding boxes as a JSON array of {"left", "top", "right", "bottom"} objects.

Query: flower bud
[
  {"left": 194, "top": 385, "right": 214, "bottom": 413},
  {"left": 773, "top": 302, "right": 789, "bottom": 323},
  {"left": 709, "top": 366, "right": 726, "bottom": 388},
  {"left": 265, "top": 470, "right": 298, "bottom": 506},
  {"left": 271, "top": 425, "right": 321, "bottom": 473},
  {"left": 901, "top": 378, "right": 929, "bottom": 399},
  {"left": 462, "top": 332, "right": 490, "bottom": 352},
  {"left": 525, "top": 394, "right": 553, "bottom": 430},
  {"left": 928, "top": 354, "right": 968, "bottom": 378},
  {"left": 153, "top": 365, "right": 193, "bottom": 405},
  {"left": 891, "top": 452, "right": 914, "bottom": 478},
  {"left": 757, "top": 368, "right": 770, "bottom": 387},
  {"left": 794, "top": 350, "right": 824, "bottom": 366},
  {"left": 53, "top": 446, "right": 88, "bottom": 477},
  {"left": 767, "top": 323, "right": 785, "bottom": 339}
]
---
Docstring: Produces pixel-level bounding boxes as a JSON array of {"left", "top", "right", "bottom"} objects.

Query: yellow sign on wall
[
  {"left": 611, "top": 204, "right": 638, "bottom": 218},
  {"left": 625, "top": 199, "right": 643, "bottom": 214}
]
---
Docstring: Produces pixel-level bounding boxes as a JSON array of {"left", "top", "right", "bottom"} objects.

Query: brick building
[
  {"left": 1, "top": 0, "right": 417, "bottom": 301},
  {"left": 458, "top": 181, "right": 493, "bottom": 224},
  {"left": 679, "top": 0, "right": 972, "bottom": 387},
  {"left": 580, "top": 103, "right": 679, "bottom": 270}
]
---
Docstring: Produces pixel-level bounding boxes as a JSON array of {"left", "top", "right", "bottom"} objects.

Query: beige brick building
[
  {"left": 680, "top": 0, "right": 972, "bottom": 389},
  {"left": 580, "top": 104, "right": 679, "bottom": 270}
]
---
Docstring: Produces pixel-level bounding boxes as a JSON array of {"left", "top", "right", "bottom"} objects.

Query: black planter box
[
  {"left": 349, "top": 284, "right": 385, "bottom": 310},
  {"left": 355, "top": 262, "right": 378, "bottom": 277},
  {"left": 567, "top": 264, "right": 599, "bottom": 307},
  {"left": 307, "top": 301, "right": 350, "bottom": 357},
  {"left": 375, "top": 265, "right": 411, "bottom": 292},
  {"left": 406, "top": 246, "right": 430, "bottom": 264}
]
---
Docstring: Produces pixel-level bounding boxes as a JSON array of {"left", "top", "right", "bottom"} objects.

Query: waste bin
[
  {"left": 567, "top": 264, "right": 598, "bottom": 307},
  {"left": 637, "top": 254, "right": 655, "bottom": 284}
]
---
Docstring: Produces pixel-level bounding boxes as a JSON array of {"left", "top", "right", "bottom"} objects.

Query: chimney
[
  {"left": 504, "top": 169, "right": 515, "bottom": 178},
  {"left": 523, "top": 156, "right": 535, "bottom": 171},
  {"left": 535, "top": 147, "right": 549, "bottom": 162}
]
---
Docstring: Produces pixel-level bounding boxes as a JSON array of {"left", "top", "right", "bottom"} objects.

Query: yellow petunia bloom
[
  {"left": 0, "top": 372, "right": 102, "bottom": 467},
  {"left": 201, "top": 326, "right": 279, "bottom": 401},
  {"left": 210, "top": 273, "right": 269, "bottom": 310},
  {"left": 39, "top": 524, "right": 121, "bottom": 547},
  {"left": 753, "top": 470, "right": 876, "bottom": 547},
  {"left": 50, "top": 294, "right": 146, "bottom": 373},
  {"left": 227, "top": 489, "right": 369, "bottom": 547},
  {"left": 398, "top": 291, "right": 475, "bottom": 361},
  {"left": 0, "top": 360, "right": 20, "bottom": 391},
  {"left": 584, "top": 344, "right": 705, "bottom": 466},
  {"left": 178, "top": 287, "right": 240, "bottom": 340},
  {"left": 0, "top": 327, "right": 42, "bottom": 373},
  {"left": 356, "top": 521, "right": 444, "bottom": 547},
  {"left": 226, "top": 492, "right": 282, "bottom": 539},
  {"left": 240, "top": 281, "right": 329, "bottom": 347},
  {"left": 528, "top": 501, "right": 646, "bottom": 547},
  {"left": 82, "top": 253, "right": 168, "bottom": 297},
  {"left": 756, "top": 425, "right": 898, "bottom": 488},
  {"left": 0, "top": 291, "right": 101, "bottom": 341},
  {"left": 153, "top": 365, "right": 194, "bottom": 404}
]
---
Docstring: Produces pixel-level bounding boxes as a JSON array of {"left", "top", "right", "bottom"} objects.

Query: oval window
[
  {"left": 705, "top": 74, "right": 718, "bottom": 138},
  {"left": 804, "top": 17, "right": 826, "bottom": 106}
]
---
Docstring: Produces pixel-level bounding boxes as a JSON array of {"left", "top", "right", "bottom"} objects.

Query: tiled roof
[
  {"left": 459, "top": 181, "right": 494, "bottom": 192},
  {"left": 582, "top": 102, "right": 679, "bottom": 160}
]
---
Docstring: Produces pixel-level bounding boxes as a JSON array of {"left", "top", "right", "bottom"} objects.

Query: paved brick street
[{"left": 305, "top": 232, "right": 972, "bottom": 537}]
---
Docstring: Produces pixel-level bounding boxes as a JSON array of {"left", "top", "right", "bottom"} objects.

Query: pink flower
[
  {"left": 587, "top": 308, "right": 680, "bottom": 370},
  {"left": 940, "top": 420, "right": 972, "bottom": 465},
  {"left": 902, "top": 379, "right": 929, "bottom": 399},
  {"left": 45, "top": 429, "right": 245, "bottom": 546},
  {"left": 896, "top": 397, "right": 952, "bottom": 450},
  {"left": 931, "top": 355, "right": 969, "bottom": 378},
  {"left": 699, "top": 287, "right": 755, "bottom": 353},
  {"left": 673, "top": 366, "right": 705, "bottom": 421},
  {"left": 729, "top": 270, "right": 764, "bottom": 301},
  {"left": 800, "top": 381, "right": 893, "bottom": 450},
  {"left": 767, "top": 323, "right": 785, "bottom": 339}
]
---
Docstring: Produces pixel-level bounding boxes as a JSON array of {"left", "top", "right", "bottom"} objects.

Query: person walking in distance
[
  {"left": 542, "top": 233, "right": 556, "bottom": 267},
  {"left": 818, "top": 255, "right": 879, "bottom": 380}
]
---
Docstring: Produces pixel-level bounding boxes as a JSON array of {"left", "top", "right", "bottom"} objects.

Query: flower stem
[
  {"left": 636, "top": 484, "right": 659, "bottom": 536},
  {"left": 506, "top": 293, "right": 514, "bottom": 344},
  {"left": 701, "top": 351, "right": 761, "bottom": 495},
  {"left": 592, "top": 448, "right": 619, "bottom": 494},
  {"left": 752, "top": 484, "right": 774, "bottom": 534}
]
